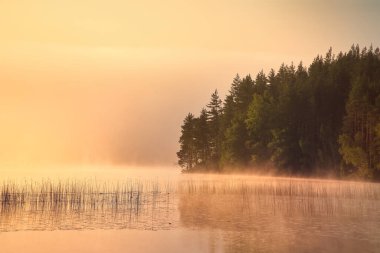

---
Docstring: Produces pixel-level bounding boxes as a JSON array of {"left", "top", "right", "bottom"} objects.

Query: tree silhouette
[{"left": 177, "top": 45, "right": 380, "bottom": 180}]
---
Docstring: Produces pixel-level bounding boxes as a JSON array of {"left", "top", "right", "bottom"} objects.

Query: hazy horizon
[{"left": 1, "top": 0, "right": 380, "bottom": 166}]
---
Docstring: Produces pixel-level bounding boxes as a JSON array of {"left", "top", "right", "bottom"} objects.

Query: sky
[{"left": 0, "top": 0, "right": 379, "bottom": 166}]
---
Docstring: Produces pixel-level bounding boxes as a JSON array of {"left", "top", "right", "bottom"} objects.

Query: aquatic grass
[
  {"left": 1, "top": 176, "right": 379, "bottom": 232},
  {"left": 0, "top": 178, "right": 177, "bottom": 232},
  {"left": 0, "top": 179, "right": 172, "bottom": 213},
  {"left": 2, "top": 176, "right": 378, "bottom": 216},
  {"left": 178, "top": 177, "right": 380, "bottom": 198},
  {"left": 178, "top": 177, "right": 380, "bottom": 217}
]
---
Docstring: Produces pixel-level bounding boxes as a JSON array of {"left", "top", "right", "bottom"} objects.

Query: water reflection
[
  {"left": 178, "top": 177, "right": 380, "bottom": 253},
  {"left": 1, "top": 174, "right": 380, "bottom": 253}
]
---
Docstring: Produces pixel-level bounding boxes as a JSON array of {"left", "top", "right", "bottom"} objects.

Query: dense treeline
[{"left": 177, "top": 45, "right": 380, "bottom": 180}]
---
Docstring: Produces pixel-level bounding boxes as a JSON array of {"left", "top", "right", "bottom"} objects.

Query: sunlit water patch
[{"left": 1, "top": 168, "right": 380, "bottom": 252}]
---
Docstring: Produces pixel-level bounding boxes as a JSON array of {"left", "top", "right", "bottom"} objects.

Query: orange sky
[{"left": 0, "top": 0, "right": 379, "bottom": 166}]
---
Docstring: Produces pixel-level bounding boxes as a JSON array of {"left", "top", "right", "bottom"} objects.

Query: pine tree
[
  {"left": 194, "top": 109, "right": 210, "bottom": 169},
  {"left": 206, "top": 90, "right": 223, "bottom": 168},
  {"left": 177, "top": 45, "right": 380, "bottom": 179},
  {"left": 338, "top": 50, "right": 380, "bottom": 179},
  {"left": 221, "top": 75, "right": 255, "bottom": 168},
  {"left": 177, "top": 113, "right": 197, "bottom": 171}
]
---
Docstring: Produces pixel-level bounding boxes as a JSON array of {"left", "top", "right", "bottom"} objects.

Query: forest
[{"left": 177, "top": 45, "right": 380, "bottom": 180}]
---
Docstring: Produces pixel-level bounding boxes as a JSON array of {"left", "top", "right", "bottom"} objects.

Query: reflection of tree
[
  {"left": 178, "top": 193, "right": 286, "bottom": 252},
  {"left": 179, "top": 194, "right": 253, "bottom": 230},
  {"left": 178, "top": 192, "right": 380, "bottom": 253}
]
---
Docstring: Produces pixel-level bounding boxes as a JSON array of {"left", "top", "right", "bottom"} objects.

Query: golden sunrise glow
[{"left": 0, "top": 0, "right": 379, "bottom": 165}]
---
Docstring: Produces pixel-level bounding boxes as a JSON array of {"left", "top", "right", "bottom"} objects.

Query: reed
[
  {"left": 0, "top": 179, "right": 173, "bottom": 213},
  {"left": 178, "top": 177, "right": 380, "bottom": 217},
  {"left": 1, "top": 176, "right": 379, "bottom": 224}
]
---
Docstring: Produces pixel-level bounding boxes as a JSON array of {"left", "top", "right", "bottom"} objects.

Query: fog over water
[{"left": 0, "top": 167, "right": 379, "bottom": 253}]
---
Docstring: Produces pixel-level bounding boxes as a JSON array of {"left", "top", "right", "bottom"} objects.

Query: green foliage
[
  {"left": 177, "top": 45, "right": 380, "bottom": 179},
  {"left": 206, "top": 90, "right": 223, "bottom": 168},
  {"left": 177, "top": 113, "right": 196, "bottom": 171},
  {"left": 246, "top": 92, "right": 274, "bottom": 164},
  {"left": 338, "top": 50, "right": 380, "bottom": 179},
  {"left": 220, "top": 75, "right": 254, "bottom": 168},
  {"left": 338, "top": 134, "right": 370, "bottom": 178},
  {"left": 194, "top": 109, "right": 210, "bottom": 167}
]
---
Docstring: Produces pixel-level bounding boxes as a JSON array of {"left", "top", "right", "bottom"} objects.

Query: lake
[{"left": 0, "top": 165, "right": 379, "bottom": 253}]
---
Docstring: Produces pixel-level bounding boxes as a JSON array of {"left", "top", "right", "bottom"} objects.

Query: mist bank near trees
[{"left": 177, "top": 45, "right": 380, "bottom": 180}]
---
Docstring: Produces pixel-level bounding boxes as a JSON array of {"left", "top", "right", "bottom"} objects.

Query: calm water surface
[{"left": 0, "top": 165, "right": 379, "bottom": 253}]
